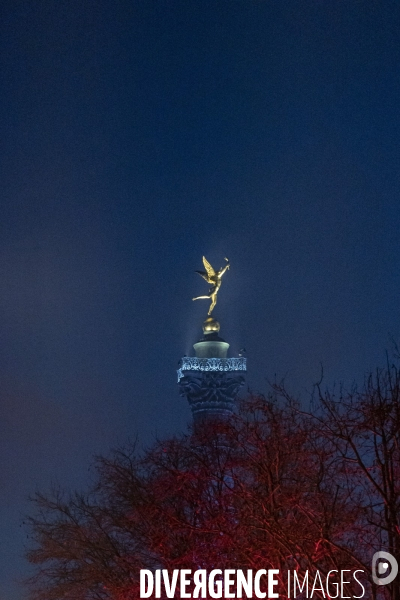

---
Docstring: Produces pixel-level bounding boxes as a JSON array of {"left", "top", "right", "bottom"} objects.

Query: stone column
[{"left": 177, "top": 317, "right": 246, "bottom": 424}]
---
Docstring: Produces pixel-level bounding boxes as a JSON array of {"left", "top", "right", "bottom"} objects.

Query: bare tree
[
  {"left": 27, "top": 383, "right": 397, "bottom": 600},
  {"left": 298, "top": 363, "right": 400, "bottom": 600}
]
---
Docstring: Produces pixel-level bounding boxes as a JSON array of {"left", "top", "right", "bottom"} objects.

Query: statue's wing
[
  {"left": 202, "top": 256, "right": 216, "bottom": 278},
  {"left": 195, "top": 270, "right": 209, "bottom": 282}
]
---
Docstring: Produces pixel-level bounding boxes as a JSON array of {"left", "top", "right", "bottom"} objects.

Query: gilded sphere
[{"left": 202, "top": 317, "right": 220, "bottom": 334}]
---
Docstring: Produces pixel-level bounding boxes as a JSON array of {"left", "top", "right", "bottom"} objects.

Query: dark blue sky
[{"left": 1, "top": 0, "right": 400, "bottom": 597}]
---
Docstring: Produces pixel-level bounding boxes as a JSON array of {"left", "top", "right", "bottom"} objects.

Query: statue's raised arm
[
  {"left": 192, "top": 256, "right": 230, "bottom": 316},
  {"left": 217, "top": 259, "right": 230, "bottom": 278}
]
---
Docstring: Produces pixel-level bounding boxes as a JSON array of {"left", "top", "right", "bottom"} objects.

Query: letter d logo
[{"left": 372, "top": 551, "right": 398, "bottom": 585}]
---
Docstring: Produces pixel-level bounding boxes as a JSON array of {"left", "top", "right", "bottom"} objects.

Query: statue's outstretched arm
[{"left": 219, "top": 263, "right": 230, "bottom": 277}]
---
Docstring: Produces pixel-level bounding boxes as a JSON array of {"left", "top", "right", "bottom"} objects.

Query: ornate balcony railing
[{"left": 177, "top": 356, "right": 247, "bottom": 382}]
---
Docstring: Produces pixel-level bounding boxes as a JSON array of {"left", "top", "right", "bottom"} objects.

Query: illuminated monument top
[{"left": 178, "top": 257, "right": 247, "bottom": 423}]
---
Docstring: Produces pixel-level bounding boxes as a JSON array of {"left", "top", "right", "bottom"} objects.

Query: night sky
[{"left": 1, "top": 1, "right": 400, "bottom": 597}]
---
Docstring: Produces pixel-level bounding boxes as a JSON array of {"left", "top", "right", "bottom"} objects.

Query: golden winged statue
[{"left": 192, "top": 256, "right": 230, "bottom": 315}]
